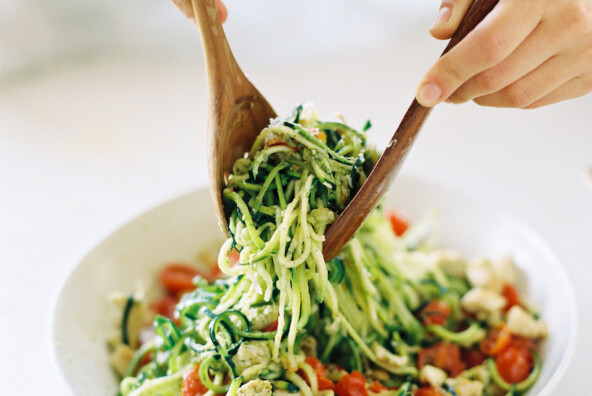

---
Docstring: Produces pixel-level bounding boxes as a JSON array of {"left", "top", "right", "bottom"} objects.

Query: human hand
[
  {"left": 171, "top": 0, "right": 228, "bottom": 24},
  {"left": 416, "top": 0, "right": 592, "bottom": 109}
]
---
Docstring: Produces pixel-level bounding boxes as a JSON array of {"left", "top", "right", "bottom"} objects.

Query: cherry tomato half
[{"left": 334, "top": 370, "right": 367, "bottom": 396}]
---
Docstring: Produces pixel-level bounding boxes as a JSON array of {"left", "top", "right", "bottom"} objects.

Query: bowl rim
[{"left": 49, "top": 186, "right": 211, "bottom": 395}]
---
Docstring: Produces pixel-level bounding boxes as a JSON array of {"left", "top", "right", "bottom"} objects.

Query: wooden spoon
[
  {"left": 191, "top": 0, "right": 276, "bottom": 233},
  {"left": 322, "top": 0, "right": 499, "bottom": 260}
]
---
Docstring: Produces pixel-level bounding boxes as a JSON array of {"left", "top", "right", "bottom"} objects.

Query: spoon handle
[
  {"left": 191, "top": 0, "right": 250, "bottom": 102},
  {"left": 322, "top": 0, "right": 499, "bottom": 260}
]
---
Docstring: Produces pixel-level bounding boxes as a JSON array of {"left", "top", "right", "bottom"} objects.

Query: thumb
[
  {"left": 430, "top": 0, "right": 475, "bottom": 40},
  {"left": 171, "top": 0, "right": 228, "bottom": 25}
]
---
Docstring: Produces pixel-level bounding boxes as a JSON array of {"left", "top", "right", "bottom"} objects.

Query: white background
[{"left": 1, "top": 0, "right": 591, "bottom": 393}]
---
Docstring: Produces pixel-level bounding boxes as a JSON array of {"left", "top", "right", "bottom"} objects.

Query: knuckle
[
  {"left": 449, "top": 88, "right": 472, "bottom": 103},
  {"left": 437, "top": 57, "right": 468, "bottom": 90},
  {"left": 447, "top": 93, "right": 464, "bottom": 104},
  {"left": 478, "top": 32, "right": 511, "bottom": 64},
  {"left": 503, "top": 84, "right": 535, "bottom": 108},
  {"left": 477, "top": 65, "right": 508, "bottom": 92},
  {"left": 557, "top": 1, "right": 592, "bottom": 37}
]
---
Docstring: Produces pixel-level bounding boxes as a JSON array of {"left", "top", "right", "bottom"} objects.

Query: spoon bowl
[{"left": 191, "top": 0, "right": 276, "bottom": 232}]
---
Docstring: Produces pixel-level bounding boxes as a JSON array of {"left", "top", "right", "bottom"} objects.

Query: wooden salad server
[
  {"left": 322, "top": 0, "right": 499, "bottom": 260},
  {"left": 191, "top": 0, "right": 276, "bottom": 233}
]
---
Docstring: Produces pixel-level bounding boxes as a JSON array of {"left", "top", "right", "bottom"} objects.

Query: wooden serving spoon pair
[{"left": 191, "top": 0, "right": 499, "bottom": 261}]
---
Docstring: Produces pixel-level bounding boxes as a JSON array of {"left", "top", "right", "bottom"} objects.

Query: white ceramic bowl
[{"left": 52, "top": 175, "right": 576, "bottom": 395}]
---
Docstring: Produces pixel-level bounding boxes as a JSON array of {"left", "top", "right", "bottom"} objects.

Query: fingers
[
  {"left": 524, "top": 73, "right": 592, "bottom": 108},
  {"left": 473, "top": 55, "right": 580, "bottom": 108},
  {"left": 171, "top": 0, "right": 227, "bottom": 24},
  {"left": 430, "top": 0, "right": 475, "bottom": 40},
  {"left": 416, "top": 0, "right": 543, "bottom": 107},
  {"left": 216, "top": 0, "right": 228, "bottom": 23},
  {"left": 447, "top": 24, "right": 558, "bottom": 103}
]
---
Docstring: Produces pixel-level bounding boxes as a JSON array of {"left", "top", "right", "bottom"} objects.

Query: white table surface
[{"left": 1, "top": 1, "right": 591, "bottom": 393}]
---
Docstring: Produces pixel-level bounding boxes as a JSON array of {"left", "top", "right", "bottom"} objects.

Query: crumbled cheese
[
  {"left": 445, "top": 377, "right": 484, "bottom": 396},
  {"left": 494, "top": 255, "right": 519, "bottom": 285},
  {"left": 232, "top": 341, "right": 271, "bottom": 379},
  {"left": 434, "top": 249, "right": 467, "bottom": 278},
  {"left": 109, "top": 344, "right": 134, "bottom": 376},
  {"left": 392, "top": 251, "right": 431, "bottom": 281},
  {"left": 299, "top": 104, "right": 320, "bottom": 126},
  {"left": 462, "top": 287, "right": 506, "bottom": 313},
  {"left": 420, "top": 365, "right": 447, "bottom": 388},
  {"left": 244, "top": 303, "right": 279, "bottom": 331},
  {"left": 237, "top": 379, "right": 273, "bottom": 396},
  {"left": 371, "top": 342, "right": 409, "bottom": 368},
  {"left": 461, "top": 287, "right": 506, "bottom": 325},
  {"left": 466, "top": 258, "right": 503, "bottom": 293},
  {"left": 506, "top": 306, "right": 548, "bottom": 339}
]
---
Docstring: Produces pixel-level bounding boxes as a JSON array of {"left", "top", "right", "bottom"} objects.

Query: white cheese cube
[
  {"left": 461, "top": 287, "right": 506, "bottom": 314},
  {"left": 507, "top": 306, "right": 548, "bottom": 339},
  {"left": 232, "top": 341, "right": 271, "bottom": 378},
  {"left": 466, "top": 258, "right": 503, "bottom": 293},
  {"left": 420, "top": 365, "right": 448, "bottom": 388},
  {"left": 434, "top": 249, "right": 467, "bottom": 278},
  {"left": 237, "top": 379, "right": 273, "bottom": 396},
  {"left": 445, "top": 377, "right": 484, "bottom": 396},
  {"left": 494, "top": 255, "right": 519, "bottom": 285}
]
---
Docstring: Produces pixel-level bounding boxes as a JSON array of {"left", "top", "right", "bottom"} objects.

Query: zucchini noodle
[{"left": 113, "top": 105, "right": 546, "bottom": 396}]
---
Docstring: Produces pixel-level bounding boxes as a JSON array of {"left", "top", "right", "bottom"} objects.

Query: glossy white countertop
[{"left": 1, "top": 1, "right": 591, "bottom": 393}]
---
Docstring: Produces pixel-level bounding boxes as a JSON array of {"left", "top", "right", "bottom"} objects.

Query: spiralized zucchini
[{"left": 115, "top": 105, "right": 545, "bottom": 396}]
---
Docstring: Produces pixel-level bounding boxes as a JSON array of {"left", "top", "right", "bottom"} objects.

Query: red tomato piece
[
  {"left": 495, "top": 345, "right": 533, "bottom": 383},
  {"left": 369, "top": 380, "right": 388, "bottom": 392},
  {"left": 182, "top": 364, "right": 209, "bottom": 396},
  {"left": 262, "top": 319, "right": 279, "bottom": 333},
  {"left": 502, "top": 283, "right": 520, "bottom": 312},
  {"left": 151, "top": 294, "right": 179, "bottom": 320},
  {"left": 509, "top": 336, "right": 539, "bottom": 354},
  {"left": 227, "top": 249, "right": 240, "bottom": 267},
  {"left": 160, "top": 262, "right": 225, "bottom": 294},
  {"left": 415, "top": 387, "right": 444, "bottom": 396},
  {"left": 480, "top": 325, "right": 512, "bottom": 356},
  {"left": 264, "top": 136, "right": 289, "bottom": 147},
  {"left": 137, "top": 351, "right": 153, "bottom": 372},
  {"left": 385, "top": 210, "right": 409, "bottom": 236},
  {"left": 420, "top": 299, "right": 451, "bottom": 326},
  {"left": 160, "top": 264, "right": 200, "bottom": 294},
  {"left": 417, "top": 342, "right": 464, "bottom": 377},
  {"left": 302, "top": 356, "right": 335, "bottom": 390},
  {"left": 334, "top": 371, "right": 367, "bottom": 396},
  {"left": 462, "top": 348, "right": 487, "bottom": 368}
]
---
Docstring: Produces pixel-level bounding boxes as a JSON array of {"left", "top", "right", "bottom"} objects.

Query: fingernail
[
  {"left": 431, "top": 5, "right": 452, "bottom": 29},
  {"left": 418, "top": 83, "right": 442, "bottom": 106}
]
